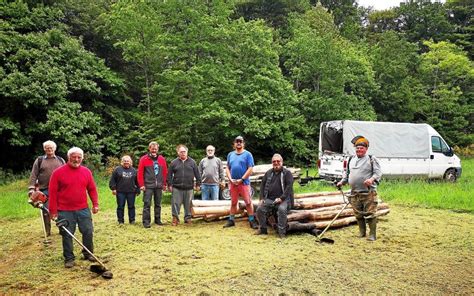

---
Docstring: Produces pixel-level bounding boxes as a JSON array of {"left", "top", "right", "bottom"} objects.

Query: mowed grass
[{"left": 0, "top": 158, "right": 473, "bottom": 294}]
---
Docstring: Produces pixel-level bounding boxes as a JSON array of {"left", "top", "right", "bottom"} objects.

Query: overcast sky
[{"left": 357, "top": 0, "right": 445, "bottom": 11}]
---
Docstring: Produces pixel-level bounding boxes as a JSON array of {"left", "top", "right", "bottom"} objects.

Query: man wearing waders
[{"left": 337, "top": 136, "right": 382, "bottom": 241}]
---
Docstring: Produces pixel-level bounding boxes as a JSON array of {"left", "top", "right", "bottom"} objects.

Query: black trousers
[{"left": 256, "top": 199, "right": 289, "bottom": 235}]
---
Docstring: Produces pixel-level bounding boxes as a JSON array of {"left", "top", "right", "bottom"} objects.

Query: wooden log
[
  {"left": 287, "top": 208, "right": 390, "bottom": 231},
  {"left": 191, "top": 200, "right": 259, "bottom": 207},
  {"left": 289, "top": 203, "right": 350, "bottom": 215},
  {"left": 191, "top": 206, "right": 246, "bottom": 216},
  {"left": 287, "top": 203, "right": 389, "bottom": 222},
  {"left": 293, "top": 196, "right": 346, "bottom": 209},
  {"left": 294, "top": 191, "right": 344, "bottom": 199}
]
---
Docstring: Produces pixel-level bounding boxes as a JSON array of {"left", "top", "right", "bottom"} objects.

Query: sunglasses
[{"left": 235, "top": 140, "right": 243, "bottom": 143}]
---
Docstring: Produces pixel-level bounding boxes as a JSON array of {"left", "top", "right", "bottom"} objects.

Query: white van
[{"left": 318, "top": 120, "right": 462, "bottom": 182}]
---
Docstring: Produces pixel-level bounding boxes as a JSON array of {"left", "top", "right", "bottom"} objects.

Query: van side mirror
[{"left": 444, "top": 147, "right": 454, "bottom": 157}]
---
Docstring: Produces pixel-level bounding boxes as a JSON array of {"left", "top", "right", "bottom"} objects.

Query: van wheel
[
  {"left": 444, "top": 169, "right": 457, "bottom": 182},
  {"left": 221, "top": 187, "right": 255, "bottom": 200},
  {"left": 221, "top": 189, "right": 231, "bottom": 200}
]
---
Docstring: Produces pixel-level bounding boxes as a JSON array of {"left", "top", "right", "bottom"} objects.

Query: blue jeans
[
  {"left": 201, "top": 184, "right": 219, "bottom": 201},
  {"left": 58, "top": 208, "right": 94, "bottom": 262},
  {"left": 116, "top": 192, "right": 136, "bottom": 223}
]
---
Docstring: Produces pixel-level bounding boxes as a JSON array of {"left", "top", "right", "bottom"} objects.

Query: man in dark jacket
[
  {"left": 256, "top": 154, "right": 294, "bottom": 238},
  {"left": 167, "top": 144, "right": 200, "bottom": 226},
  {"left": 138, "top": 141, "right": 168, "bottom": 228}
]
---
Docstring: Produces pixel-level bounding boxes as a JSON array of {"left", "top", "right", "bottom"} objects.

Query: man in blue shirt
[{"left": 223, "top": 136, "right": 258, "bottom": 229}]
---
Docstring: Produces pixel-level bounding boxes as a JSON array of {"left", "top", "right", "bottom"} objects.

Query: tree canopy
[{"left": 1, "top": 0, "right": 472, "bottom": 172}]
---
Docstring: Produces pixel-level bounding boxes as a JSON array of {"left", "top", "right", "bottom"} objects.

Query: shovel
[
  {"left": 315, "top": 187, "right": 350, "bottom": 244},
  {"left": 40, "top": 205, "right": 113, "bottom": 279}
]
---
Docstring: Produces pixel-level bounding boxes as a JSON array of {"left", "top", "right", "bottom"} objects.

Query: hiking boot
[
  {"left": 64, "top": 260, "right": 75, "bottom": 268},
  {"left": 223, "top": 219, "right": 235, "bottom": 228},
  {"left": 184, "top": 219, "right": 192, "bottom": 224},
  {"left": 278, "top": 232, "right": 286, "bottom": 239},
  {"left": 155, "top": 221, "right": 163, "bottom": 226},
  {"left": 172, "top": 217, "right": 179, "bottom": 226},
  {"left": 83, "top": 255, "right": 96, "bottom": 262},
  {"left": 367, "top": 218, "right": 377, "bottom": 241},
  {"left": 310, "top": 228, "right": 322, "bottom": 236},
  {"left": 249, "top": 219, "right": 258, "bottom": 229},
  {"left": 143, "top": 224, "right": 151, "bottom": 228},
  {"left": 255, "top": 228, "right": 268, "bottom": 235},
  {"left": 356, "top": 218, "right": 366, "bottom": 238}
]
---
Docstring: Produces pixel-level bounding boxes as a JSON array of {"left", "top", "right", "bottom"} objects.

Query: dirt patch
[{"left": 0, "top": 205, "right": 473, "bottom": 294}]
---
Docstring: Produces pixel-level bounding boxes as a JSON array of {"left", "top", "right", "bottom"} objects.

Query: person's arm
[
  {"left": 198, "top": 159, "right": 204, "bottom": 180},
  {"left": 193, "top": 160, "right": 201, "bottom": 191},
  {"left": 27, "top": 158, "right": 40, "bottom": 194},
  {"left": 109, "top": 167, "right": 118, "bottom": 195},
  {"left": 48, "top": 171, "right": 58, "bottom": 219},
  {"left": 365, "top": 156, "right": 382, "bottom": 187},
  {"left": 218, "top": 158, "right": 225, "bottom": 184},
  {"left": 86, "top": 170, "right": 99, "bottom": 213},
  {"left": 193, "top": 160, "right": 201, "bottom": 187},
  {"left": 137, "top": 156, "right": 145, "bottom": 190},
  {"left": 259, "top": 172, "right": 267, "bottom": 201},
  {"left": 167, "top": 160, "right": 173, "bottom": 191},
  {"left": 159, "top": 156, "right": 168, "bottom": 188},
  {"left": 280, "top": 170, "right": 294, "bottom": 201},
  {"left": 337, "top": 157, "right": 351, "bottom": 187}
]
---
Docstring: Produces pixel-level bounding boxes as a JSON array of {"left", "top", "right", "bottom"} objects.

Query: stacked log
[{"left": 191, "top": 191, "right": 390, "bottom": 229}]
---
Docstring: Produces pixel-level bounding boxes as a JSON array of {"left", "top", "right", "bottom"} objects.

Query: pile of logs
[{"left": 191, "top": 191, "right": 390, "bottom": 231}]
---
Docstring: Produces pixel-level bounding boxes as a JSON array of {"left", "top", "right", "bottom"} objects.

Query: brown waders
[{"left": 349, "top": 191, "right": 378, "bottom": 241}]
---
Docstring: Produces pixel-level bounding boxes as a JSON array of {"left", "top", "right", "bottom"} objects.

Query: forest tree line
[{"left": 1, "top": 0, "right": 472, "bottom": 172}]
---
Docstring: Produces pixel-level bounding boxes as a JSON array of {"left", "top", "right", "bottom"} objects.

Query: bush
[
  {"left": 454, "top": 144, "right": 474, "bottom": 157},
  {"left": 0, "top": 169, "right": 29, "bottom": 185}
]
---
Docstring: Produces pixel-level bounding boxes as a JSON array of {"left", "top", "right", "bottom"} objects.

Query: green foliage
[
  {"left": 0, "top": 0, "right": 472, "bottom": 172},
  {"left": 369, "top": 31, "right": 423, "bottom": 122},
  {"left": 1, "top": 1, "right": 128, "bottom": 170},
  {"left": 417, "top": 40, "right": 473, "bottom": 146},
  {"left": 282, "top": 5, "right": 377, "bottom": 155}
]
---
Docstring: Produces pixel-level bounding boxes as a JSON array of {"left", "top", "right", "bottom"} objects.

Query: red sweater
[{"left": 48, "top": 164, "right": 99, "bottom": 216}]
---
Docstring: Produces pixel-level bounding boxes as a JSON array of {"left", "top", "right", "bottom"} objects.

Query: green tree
[
  {"left": 369, "top": 31, "right": 424, "bottom": 122},
  {"left": 445, "top": 0, "right": 474, "bottom": 58},
  {"left": 104, "top": 1, "right": 308, "bottom": 160},
  {"left": 0, "top": 2, "right": 125, "bottom": 170},
  {"left": 417, "top": 40, "right": 473, "bottom": 146},
  {"left": 282, "top": 5, "right": 377, "bottom": 155}
]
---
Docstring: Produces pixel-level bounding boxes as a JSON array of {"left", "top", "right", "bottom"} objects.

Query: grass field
[{"left": 0, "top": 158, "right": 472, "bottom": 294}]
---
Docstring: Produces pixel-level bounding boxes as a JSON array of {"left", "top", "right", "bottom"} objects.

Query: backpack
[{"left": 37, "top": 155, "right": 66, "bottom": 172}]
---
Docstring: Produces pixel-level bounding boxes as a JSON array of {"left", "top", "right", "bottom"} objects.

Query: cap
[
  {"left": 351, "top": 135, "right": 369, "bottom": 147},
  {"left": 234, "top": 136, "right": 244, "bottom": 142}
]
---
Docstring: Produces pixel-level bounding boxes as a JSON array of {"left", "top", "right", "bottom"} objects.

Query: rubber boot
[
  {"left": 367, "top": 218, "right": 377, "bottom": 241},
  {"left": 356, "top": 218, "right": 366, "bottom": 238}
]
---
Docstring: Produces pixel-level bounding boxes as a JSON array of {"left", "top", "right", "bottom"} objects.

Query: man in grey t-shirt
[
  {"left": 198, "top": 145, "right": 225, "bottom": 200},
  {"left": 337, "top": 136, "right": 382, "bottom": 241}
]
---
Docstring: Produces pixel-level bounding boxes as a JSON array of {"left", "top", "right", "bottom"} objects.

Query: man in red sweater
[{"left": 49, "top": 147, "right": 99, "bottom": 268}]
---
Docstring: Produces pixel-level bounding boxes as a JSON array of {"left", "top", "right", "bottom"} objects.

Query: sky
[{"left": 357, "top": 0, "right": 445, "bottom": 11}]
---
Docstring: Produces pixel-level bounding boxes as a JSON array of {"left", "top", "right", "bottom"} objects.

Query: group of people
[{"left": 28, "top": 135, "right": 382, "bottom": 268}]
